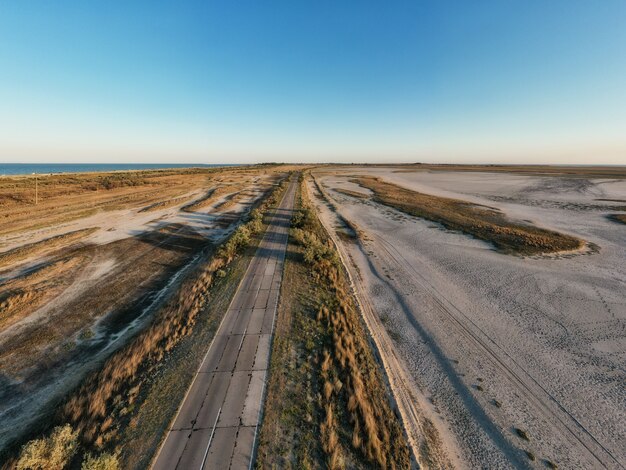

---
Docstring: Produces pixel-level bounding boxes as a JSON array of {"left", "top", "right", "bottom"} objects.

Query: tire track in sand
[{"left": 369, "top": 231, "right": 622, "bottom": 469}]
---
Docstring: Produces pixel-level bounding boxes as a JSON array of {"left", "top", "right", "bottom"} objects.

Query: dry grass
[
  {"left": 61, "top": 247, "right": 223, "bottom": 444},
  {"left": 214, "top": 188, "right": 264, "bottom": 212},
  {"left": 181, "top": 186, "right": 233, "bottom": 212},
  {"left": 14, "top": 424, "right": 78, "bottom": 470},
  {"left": 368, "top": 163, "right": 626, "bottom": 179},
  {"left": 0, "top": 227, "right": 98, "bottom": 269},
  {"left": 11, "top": 425, "right": 121, "bottom": 470},
  {"left": 138, "top": 194, "right": 192, "bottom": 213},
  {"left": 355, "top": 176, "right": 584, "bottom": 255},
  {"left": 333, "top": 188, "right": 369, "bottom": 199},
  {"left": 0, "top": 167, "right": 294, "bottom": 239},
  {"left": 0, "top": 167, "right": 284, "bottom": 237},
  {"left": 60, "top": 181, "right": 287, "bottom": 447},
  {"left": 258, "top": 173, "right": 410, "bottom": 469},
  {"left": 1, "top": 180, "right": 288, "bottom": 465},
  {"left": 0, "top": 256, "right": 85, "bottom": 331},
  {"left": 0, "top": 170, "right": 291, "bottom": 468},
  {"left": 0, "top": 171, "right": 201, "bottom": 236},
  {"left": 0, "top": 224, "right": 213, "bottom": 382},
  {"left": 305, "top": 187, "right": 410, "bottom": 468}
]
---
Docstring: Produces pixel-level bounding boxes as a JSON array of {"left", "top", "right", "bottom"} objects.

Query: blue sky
[{"left": 1, "top": 1, "right": 625, "bottom": 164}]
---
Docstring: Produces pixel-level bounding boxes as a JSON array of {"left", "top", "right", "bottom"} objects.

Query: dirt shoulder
[
  {"left": 257, "top": 174, "right": 410, "bottom": 469},
  {"left": 309, "top": 175, "right": 458, "bottom": 469}
]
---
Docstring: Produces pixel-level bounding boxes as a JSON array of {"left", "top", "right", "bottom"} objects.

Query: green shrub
[
  {"left": 249, "top": 208, "right": 264, "bottom": 232},
  {"left": 219, "top": 224, "right": 252, "bottom": 261}
]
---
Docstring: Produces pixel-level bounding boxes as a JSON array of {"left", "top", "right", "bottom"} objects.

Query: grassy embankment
[
  {"left": 2, "top": 178, "right": 290, "bottom": 470},
  {"left": 257, "top": 175, "right": 410, "bottom": 469},
  {"left": 354, "top": 176, "right": 584, "bottom": 255}
]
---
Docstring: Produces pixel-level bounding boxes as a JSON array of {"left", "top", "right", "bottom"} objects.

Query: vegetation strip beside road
[
  {"left": 256, "top": 174, "right": 410, "bottom": 469},
  {"left": 2, "top": 178, "right": 289, "bottom": 470},
  {"left": 333, "top": 188, "right": 369, "bottom": 199},
  {"left": 354, "top": 176, "right": 585, "bottom": 256}
]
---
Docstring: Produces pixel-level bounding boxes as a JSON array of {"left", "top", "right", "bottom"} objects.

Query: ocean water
[{"left": 0, "top": 163, "right": 234, "bottom": 176}]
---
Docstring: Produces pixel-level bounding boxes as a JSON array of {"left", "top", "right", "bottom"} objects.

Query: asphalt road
[{"left": 152, "top": 177, "right": 296, "bottom": 470}]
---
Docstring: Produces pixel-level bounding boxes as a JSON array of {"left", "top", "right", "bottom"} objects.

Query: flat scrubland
[
  {"left": 0, "top": 165, "right": 294, "bottom": 468},
  {"left": 257, "top": 175, "right": 410, "bottom": 469},
  {"left": 312, "top": 166, "right": 626, "bottom": 469},
  {"left": 0, "top": 166, "right": 283, "bottom": 239},
  {"left": 0, "top": 169, "right": 202, "bottom": 238},
  {"left": 3, "top": 163, "right": 624, "bottom": 469}
]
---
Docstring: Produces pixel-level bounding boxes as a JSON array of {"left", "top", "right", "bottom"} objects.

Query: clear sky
[{"left": 1, "top": 1, "right": 625, "bottom": 164}]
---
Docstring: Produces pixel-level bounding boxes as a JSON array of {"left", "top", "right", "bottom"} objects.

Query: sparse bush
[
  {"left": 515, "top": 427, "right": 530, "bottom": 441},
  {"left": 295, "top": 175, "right": 409, "bottom": 468},
  {"left": 218, "top": 224, "right": 251, "bottom": 261},
  {"left": 16, "top": 425, "right": 79, "bottom": 470},
  {"left": 292, "top": 206, "right": 314, "bottom": 229},
  {"left": 81, "top": 451, "right": 120, "bottom": 470},
  {"left": 249, "top": 208, "right": 263, "bottom": 232},
  {"left": 608, "top": 213, "right": 626, "bottom": 225}
]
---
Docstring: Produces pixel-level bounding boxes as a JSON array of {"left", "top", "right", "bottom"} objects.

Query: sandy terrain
[{"left": 311, "top": 168, "right": 626, "bottom": 469}]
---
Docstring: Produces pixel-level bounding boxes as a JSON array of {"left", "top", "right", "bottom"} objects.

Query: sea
[{"left": 0, "top": 163, "right": 236, "bottom": 176}]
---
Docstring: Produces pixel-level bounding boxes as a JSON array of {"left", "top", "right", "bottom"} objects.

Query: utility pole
[{"left": 33, "top": 173, "right": 38, "bottom": 205}]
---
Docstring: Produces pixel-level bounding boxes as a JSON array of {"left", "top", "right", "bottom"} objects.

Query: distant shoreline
[{"left": 0, "top": 163, "right": 240, "bottom": 176}]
